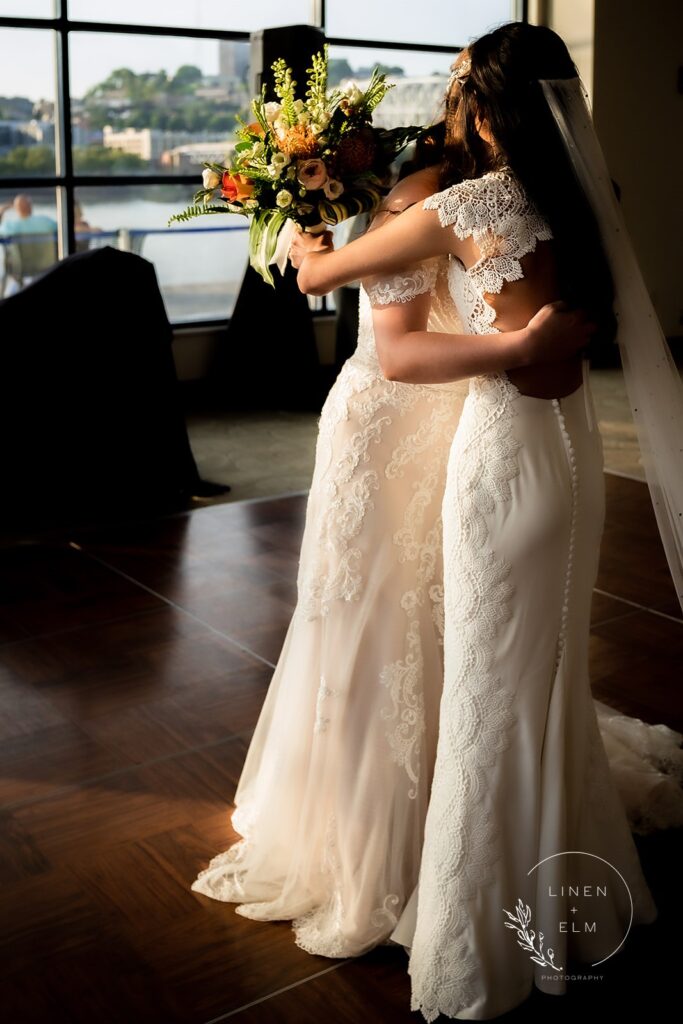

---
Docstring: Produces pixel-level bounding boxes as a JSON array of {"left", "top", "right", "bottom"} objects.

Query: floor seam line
[
  {"left": 70, "top": 543, "right": 280, "bottom": 671},
  {"left": 200, "top": 961, "right": 351, "bottom": 1022}
]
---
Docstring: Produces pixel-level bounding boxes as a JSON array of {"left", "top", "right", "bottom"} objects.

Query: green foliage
[
  {"left": 271, "top": 57, "right": 298, "bottom": 127},
  {"left": 170, "top": 65, "right": 203, "bottom": 92},
  {"left": 81, "top": 64, "right": 243, "bottom": 134},
  {"left": 0, "top": 145, "right": 54, "bottom": 175},
  {"left": 361, "top": 66, "right": 393, "bottom": 116},
  {"left": 306, "top": 44, "right": 328, "bottom": 111},
  {"left": 71, "top": 146, "right": 147, "bottom": 173},
  {"left": 249, "top": 86, "right": 271, "bottom": 137},
  {"left": 374, "top": 124, "right": 431, "bottom": 159},
  {"left": 167, "top": 203, "right": 237, "bottom": 226}
]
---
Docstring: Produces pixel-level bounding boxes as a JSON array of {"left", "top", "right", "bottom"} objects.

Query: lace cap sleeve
[
  {"left": 422, "top": 170, "right": 553, "bottom": 252},
  {"left": 362, "top": 256, "right": 441, "bottom": 307}
]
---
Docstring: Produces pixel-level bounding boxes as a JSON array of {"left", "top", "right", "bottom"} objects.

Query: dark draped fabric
[
  {"left": 213, "top": 260, "right": 324, "bottom": 411},
  {"left": 0, "top": 245, "right": 202, "bottom": 530}
]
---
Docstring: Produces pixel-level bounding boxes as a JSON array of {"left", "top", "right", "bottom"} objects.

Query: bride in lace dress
[{"left": 291, "top": 21, "right": 683, "bottom": 1019}]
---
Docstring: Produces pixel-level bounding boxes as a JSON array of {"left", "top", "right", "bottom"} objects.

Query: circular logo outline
[{"left": 527, "top": 849, "right": 633, "bottom": 966}]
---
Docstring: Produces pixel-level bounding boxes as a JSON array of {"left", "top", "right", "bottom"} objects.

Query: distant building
[
  {"left": 103, "top": 126, "right": 227, "bottom": 163},
  {"left": 219, "top": 40, "right": 250, "bottom": 85},
  {"left": 71, "top": 122, "right": 103, "bottom": 147},
  {"left": 0, "top": 120, "right": 31, "bottom": 152},
  {"left": 162, "top": 140, "right": 236, "bottom": 172}
]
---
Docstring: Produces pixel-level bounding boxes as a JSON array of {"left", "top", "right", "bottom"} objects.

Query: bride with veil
[{"left": 290, "top": 20, "right": 683, "bottom": 1019}]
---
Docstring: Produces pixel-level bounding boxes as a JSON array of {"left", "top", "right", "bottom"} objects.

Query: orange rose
[{"left": 221, "top": 172, "right": 255, "bottom": 202}]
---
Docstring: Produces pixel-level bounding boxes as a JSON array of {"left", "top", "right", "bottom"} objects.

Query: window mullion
[{"left": 53, "top": 3, "right": 75, "bottom": 255}]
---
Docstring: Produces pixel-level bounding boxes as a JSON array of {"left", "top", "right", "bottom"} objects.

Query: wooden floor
[{"left": 1, "top": 473, "right": 681, "bottom": 1023}]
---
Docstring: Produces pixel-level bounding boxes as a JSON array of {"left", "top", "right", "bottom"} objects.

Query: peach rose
[
  {"left": 248, "top": 121, "right": 266, "bottom": 137},
  {"left": 296, "top": 158, "right": 328, "bottom": 191},
  {"left": 221, "top": 172, "right": 255, "bottom": 202}
]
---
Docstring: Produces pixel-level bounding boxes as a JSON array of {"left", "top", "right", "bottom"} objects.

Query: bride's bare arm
[
  {"left": 291, "top": 200, "right": 455, "bottom": 294},
  {"left": 371, "top": 298, "right": 594, "bottom": 384}
]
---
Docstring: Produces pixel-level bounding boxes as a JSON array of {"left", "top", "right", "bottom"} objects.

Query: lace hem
[{"left": 408, "top": 373, "right": 522, "bottom": 1021}]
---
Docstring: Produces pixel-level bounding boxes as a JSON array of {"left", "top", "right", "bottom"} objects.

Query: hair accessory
[{"left": 448, "top": 55, "right": 471, "bottom": 89}]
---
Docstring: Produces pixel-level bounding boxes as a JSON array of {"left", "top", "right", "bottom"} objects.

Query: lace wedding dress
[
  {"left": 190, "top": 256, "right": 472, "bottom": 956},
  {"left": 390, "top": 168, "right": 683, "bottom": 1021}
]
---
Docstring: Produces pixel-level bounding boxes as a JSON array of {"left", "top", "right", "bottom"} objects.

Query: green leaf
[
  {"left": 168, "top": 203, "right": 241, "bottom": 226},
  {"left": 248, "top": 208, "right": 287, "bottom": 287},
  {"left": 249, "top": 86, "right": 271, "bottom": 138},
  {"left": 375, "top": 124, "right": 431, "bottom": 159}
]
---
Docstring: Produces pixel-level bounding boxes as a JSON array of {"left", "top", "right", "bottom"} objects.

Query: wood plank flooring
[{"left": 0, "top": 473, "right": 681, "bottom": 1022}]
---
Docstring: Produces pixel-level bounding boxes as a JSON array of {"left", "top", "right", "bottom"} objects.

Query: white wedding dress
[
  {"left": 190, "top": 254, "right": 472, "bottom": 956},
  {"left": 389, "top": 168, "right": 683, "bottom": 1021}
]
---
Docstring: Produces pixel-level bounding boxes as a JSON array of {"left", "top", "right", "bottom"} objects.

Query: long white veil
[
  {"left": 540, "top": 76, "right": 683, "bottom": 618},
  {"left": 538, "top": 76, "right": 683, "bottom": 833}
]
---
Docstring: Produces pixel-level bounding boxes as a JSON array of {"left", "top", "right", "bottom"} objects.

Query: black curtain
[
  {"left": 213, "top": 259, "right": 324, "bottom": 410},
  {"left": 211, "top": 24, "right": 326, "bottom": 412},
  {"left": 0, "top": 245, "right": 202, "bottom": 531}
]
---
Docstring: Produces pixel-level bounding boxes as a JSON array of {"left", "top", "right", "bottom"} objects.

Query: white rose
[
  {"left": 276, "top": 190, "right": 293, "bottom": 208},
  {"left": 202, "top": 168, "right": 221, "bottom": 190},
  {"left": 323, "top": 178, "right": 344, "bottom": 200},
  {"left": 271, "top": 151, "right": 290, "bottom": 170},
  {"left": 342, "top": 82, "right": 363, "bottom": 106},
  {"left": 264, "top": 102, "right": 282, "bottom": 122},
  {"left": 310, "top": 111, "right": 331, "bottom": 134}
]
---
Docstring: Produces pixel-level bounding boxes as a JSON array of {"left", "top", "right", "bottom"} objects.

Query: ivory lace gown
[
  {"left": 389, "top": 168, "right": 683, "bottom": 1020},
  {"left": 190, "top": 256, "right": 472, "bottom": 956}
]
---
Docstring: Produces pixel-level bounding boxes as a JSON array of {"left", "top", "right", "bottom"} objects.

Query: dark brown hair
[
  {"left": 397, "top": 119, "right": 446, "bottom": 180},
  {"left": 438, "top": 22, "right": 617, "bottom": 355}
]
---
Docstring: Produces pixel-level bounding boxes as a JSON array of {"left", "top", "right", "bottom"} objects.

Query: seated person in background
[
  {"left": 0, "top": 194, "right": 58, "bottom": 296},
  {"left": 0, "top": 193, "right": 58, "bottom": 237}
]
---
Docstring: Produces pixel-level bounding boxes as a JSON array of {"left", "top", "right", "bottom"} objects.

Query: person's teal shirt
[{"left": 0, "top": 214, "right": 57, "bottom": 237}]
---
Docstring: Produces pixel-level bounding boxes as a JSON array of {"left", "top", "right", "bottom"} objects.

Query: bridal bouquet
[{"left": 168, "top": 44, "right": 428, "bottom": 285}]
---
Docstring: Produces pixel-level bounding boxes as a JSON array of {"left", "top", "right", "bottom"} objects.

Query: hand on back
[{"left": 525, "top": 300, "right": 596, "bottom": 364}]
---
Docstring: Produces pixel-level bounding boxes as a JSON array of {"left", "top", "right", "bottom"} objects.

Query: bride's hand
[
  {"left": 524, "top": 300, "right": 597, "bottom": 364},
  {"left": 288, "top": 228, "right": 334, "bottom": 268}
]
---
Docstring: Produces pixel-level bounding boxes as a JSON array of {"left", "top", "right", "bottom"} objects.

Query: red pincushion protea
[{"left": 333, "top": 127, "right": 377, "bottom": 175}]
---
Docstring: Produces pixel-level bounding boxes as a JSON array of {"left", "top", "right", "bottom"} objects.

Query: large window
[{"left": 0, "top": 1, "right": 519, "bottom": 324}]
